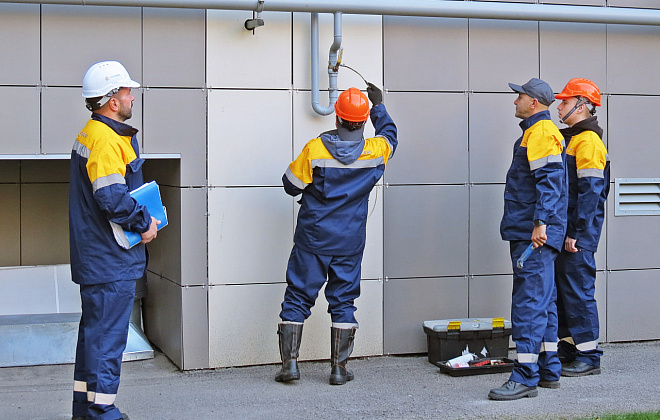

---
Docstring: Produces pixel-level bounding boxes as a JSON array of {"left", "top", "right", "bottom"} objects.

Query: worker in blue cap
[{"left": 489, "top": 78, "right": 568, "bottom": 400}]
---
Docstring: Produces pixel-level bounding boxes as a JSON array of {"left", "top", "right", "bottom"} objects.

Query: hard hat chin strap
[{"left": 559, "top": 97, "right": 586, "bottom": 124}]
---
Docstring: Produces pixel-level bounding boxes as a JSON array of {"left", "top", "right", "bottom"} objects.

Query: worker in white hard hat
[{"left": 69, "top": 60, "right": 159, "bottom": 420}]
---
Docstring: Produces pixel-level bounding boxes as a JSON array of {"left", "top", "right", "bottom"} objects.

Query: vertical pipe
[{"left": 311, "top": 12, "right": 342, "bottom": 116}]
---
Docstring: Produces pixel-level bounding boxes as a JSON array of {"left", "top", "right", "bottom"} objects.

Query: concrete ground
[{"left": 2, "top": 341, "right": 660, "bottom": 420}]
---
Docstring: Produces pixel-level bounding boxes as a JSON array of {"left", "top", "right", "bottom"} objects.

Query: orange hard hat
[
  {"left": 555, "top": 78, "right": 601, "bottom": 106},
  {"left": 335, "top": 87, "right": 370, "bottom": 122}
]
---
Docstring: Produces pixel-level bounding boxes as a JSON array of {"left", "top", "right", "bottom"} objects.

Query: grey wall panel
[
  {"left": 607, "top": 269, "right": 660, "bottom": 341},
  {"left": 143, "top": 8, "right": 205, "bottom": 88},
  {"left": 595, "top": 271, "right": 606, "bottom": 342},
  {"left": 0, "top": 185, "right": 20, "bottom": 267},
  {"left": 468, "top": 93, "right": 522, "bottom": 184},
  {"left": 143, "top": 89, "right": 205, "bottom": 186},
  {"left": 469, "top": 184, "right": 511, "bottom": 275},
  {"left": 608, "top": 0, "right": 660, "bottom": 9},
  {"left": 208, "top": 89, "right": 292, "bottom": 187},
  {"left": 0, "top": 4, "right": 40, "bottom": 85},
  {"left": 383, "top": 16, "right": 467, "bottom": 92},
  {"left": 608, "top": 96, "right": 660, "bottom": 180},
  {"left": 208, "top": 10, "right": 292, "bottom": 90},
  {"left": 144, "top": 185, "right": 180, "bottom": 281},
  {"left": 182, "top": 284, "right": 209, "bottom": 369},
  {"left": 606, "top": 191, "right": 660, "bottom": 270},
  {"left": 0, "top": 87, "right": 40, "bottom": 155},
  {"left": 384, "top": 185, "right": 468, "bottom": 278},
  {"left": 143, "top": 273, "right": 183, "bottom": 369},
  {"left": 540, "top": 22, "right": 607, "bottom": 94},
  {"left": 181, "top": 187, "right": 207, "bottom": 286},
  {"left": 469, "top": 19, "right": 539, "bottom": 92},
  {"left": 383, "top": 277, "right": 468, "bottom": 354},
  {"left": 21, "top": 183, "right": 69, "bottom": 266},
  {"left": 383, "top": 92, "right": 468, "bottom": 185},
  {"left": 208, "top": 187, "right": 293, "bottom": 285},
  {"left": 607, "top": 25, "right": 660, "bottom": 95},
  {"left": 42, "top": 87, "right": 142, "bottom": 154},
  {"left": 544, "top": 0, "right": 604, "bottom": 5},
  {"left": 41, "top": 5, "right": 142, "bottom": 87},
  {"left": 468, "top": 275, "right": 512, "bottom": 320}
]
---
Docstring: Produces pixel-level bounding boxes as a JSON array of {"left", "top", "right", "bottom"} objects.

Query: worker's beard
[{"left": 118, "top": 102, "right": 133, "bottom": 122}]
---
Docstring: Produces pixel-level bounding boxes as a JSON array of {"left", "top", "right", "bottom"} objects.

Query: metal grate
[{"left": 615, "top": 178, "right": 660, "bottom": 216}]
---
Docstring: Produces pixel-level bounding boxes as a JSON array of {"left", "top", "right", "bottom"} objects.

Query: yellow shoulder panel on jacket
[
  {"left": 362, "top": 136, "right": 393, "bottom": 166},
  {"left": 288, "top": 138, "right": 328, "bottom": 186},
  {"left": 569, "top": 131, "right": 608, "bottom": 170},
  {"left": 83, "top": 120, "right": 137, "bottom": 184},
  {"left": 524, "top": 120, "right": 564, "bottom": 163}
]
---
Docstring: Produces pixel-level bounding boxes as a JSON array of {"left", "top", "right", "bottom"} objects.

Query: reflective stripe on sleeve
[
  {"left": 73, "top": 380, "right": 87, "bottom": 393},
  {"left": 577, "top": 168, "right": 604, "bottom": 178},
  {"left": 73, "top": 140, "right": 91, "bottom": 159},
  {"left": 517, "top": 353, "right": 539, "bottom": 363},
  {"left": 92, "top": 173, "right": 126, "bottom": 193},
  {"left": 284, "top": 166, "right": 306, "bottom": 190},
  {"left": 529, "top": 154, "right": 562, "bottom": 171},
  {"left": 575, "top": 340, "right": 599, "bottom": 351}
]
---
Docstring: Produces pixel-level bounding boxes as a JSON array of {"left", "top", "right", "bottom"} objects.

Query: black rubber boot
[
  {"left": 329, "top": 326, "right": 356, "bottom": 385},
  {"left": 275, "top": 322, "right": 303, "bottom": 382}
]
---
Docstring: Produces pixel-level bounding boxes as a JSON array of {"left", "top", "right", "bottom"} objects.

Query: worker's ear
[{"left": 108, "top": 97, "right": 120, "bottom": 112}]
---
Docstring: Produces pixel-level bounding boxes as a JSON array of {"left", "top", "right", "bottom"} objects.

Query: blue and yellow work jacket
[
  {"left": 283, "top": 104, "right": 397, "bottom": 256},
  {"left": 560, "top": 116, "right": 609, "bottom": 252},
  {"left": 69, "top": 113, "right": 151, "bottom": 285},
  {"left": 500, "top": 110, "right": 568, "bottom": 251}
]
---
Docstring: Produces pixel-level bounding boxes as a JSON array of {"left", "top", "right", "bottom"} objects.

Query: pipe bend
[{"left": 311, "top": 11, "right": 342, "bottom": 116}]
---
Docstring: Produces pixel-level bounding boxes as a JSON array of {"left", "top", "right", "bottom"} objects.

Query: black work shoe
[
  {"left": 72, "top": 417, "right": 85, "bottom": 420},
  {"left": 561, "top": 360, "right": 601, "bottom": 377},
  {"left": 488, "top": 380, "right": 538, "bottom": 400},
  {"left": 538, "top": 380, "right": 560, "bottom": 389}
]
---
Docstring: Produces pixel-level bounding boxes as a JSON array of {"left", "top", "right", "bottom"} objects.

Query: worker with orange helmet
[
  {"left": 554, "top": 78, "right": 609, "bottom": 377},
  {"left": 276, "top": 83, "right": 397, "bottom": 386}
]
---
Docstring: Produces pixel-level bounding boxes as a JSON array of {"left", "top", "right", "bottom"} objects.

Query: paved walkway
[{"left": 2, "top": 341, "right": 660, "bottom": 419}]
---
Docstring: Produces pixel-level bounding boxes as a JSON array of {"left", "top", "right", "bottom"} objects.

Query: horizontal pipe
[{"left": 3, "top": 0, "right": 660, "bottom": 26}]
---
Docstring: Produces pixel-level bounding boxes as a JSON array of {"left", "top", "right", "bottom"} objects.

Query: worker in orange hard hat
[
  {"left": 554, "top": 78, "right": 609, "bottom": 378},
  {"left": 276, "top": 83, "right": 397, "bottom": 386}
]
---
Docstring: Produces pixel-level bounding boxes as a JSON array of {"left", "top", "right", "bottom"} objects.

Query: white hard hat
[{"left": 82, "top": 60, "right": 140, "bottom": 98}]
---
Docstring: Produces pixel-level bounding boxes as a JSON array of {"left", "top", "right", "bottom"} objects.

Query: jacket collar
[
  {"left": 91, "top": 113, "right": 139, "bottom": 138},
  {"left": 519, "top": 110, "right": 551, "bottom": 132}
]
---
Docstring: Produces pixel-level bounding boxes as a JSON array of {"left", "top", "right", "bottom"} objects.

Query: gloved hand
[{"left": 366, "top": 82, "right": 382, "bottom": 106}]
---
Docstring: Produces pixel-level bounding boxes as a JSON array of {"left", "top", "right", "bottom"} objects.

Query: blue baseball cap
[{"left": 508, "top": 78, "right": 555, "bottom": 106}]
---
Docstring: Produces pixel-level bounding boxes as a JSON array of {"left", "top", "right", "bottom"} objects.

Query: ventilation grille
[{"left": 615, "top": 178, "right": 660, "bottom": 216}]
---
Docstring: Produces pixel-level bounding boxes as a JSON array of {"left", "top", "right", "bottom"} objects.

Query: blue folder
[{"left": 111, "top": 181, "right": 168, "bottom": 249}]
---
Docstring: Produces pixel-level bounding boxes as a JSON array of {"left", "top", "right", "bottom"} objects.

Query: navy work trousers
[
  {"left": 280, "top": 246, "right": 362, "bottom": 324},
  {"left": 555, "top": 247, "right": 602, "bottom": 366},
  {"left": 73, "top": 279, "right": 135, "bottom": 420},
  {"left": 508, "top": 241, "right": 562, "bottom": 387}
]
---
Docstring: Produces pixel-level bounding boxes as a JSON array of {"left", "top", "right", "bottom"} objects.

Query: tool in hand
[{"left": 516, "top": 243, "right": 536, "bottom": 269}]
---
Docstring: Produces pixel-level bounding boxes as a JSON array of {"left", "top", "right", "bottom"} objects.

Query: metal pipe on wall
[
  {"left": 311, "top": 12, "right": 342, "bottom": 116},
  {"left": 4, "top": 0, "right": 660, "bottom": 26}
]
